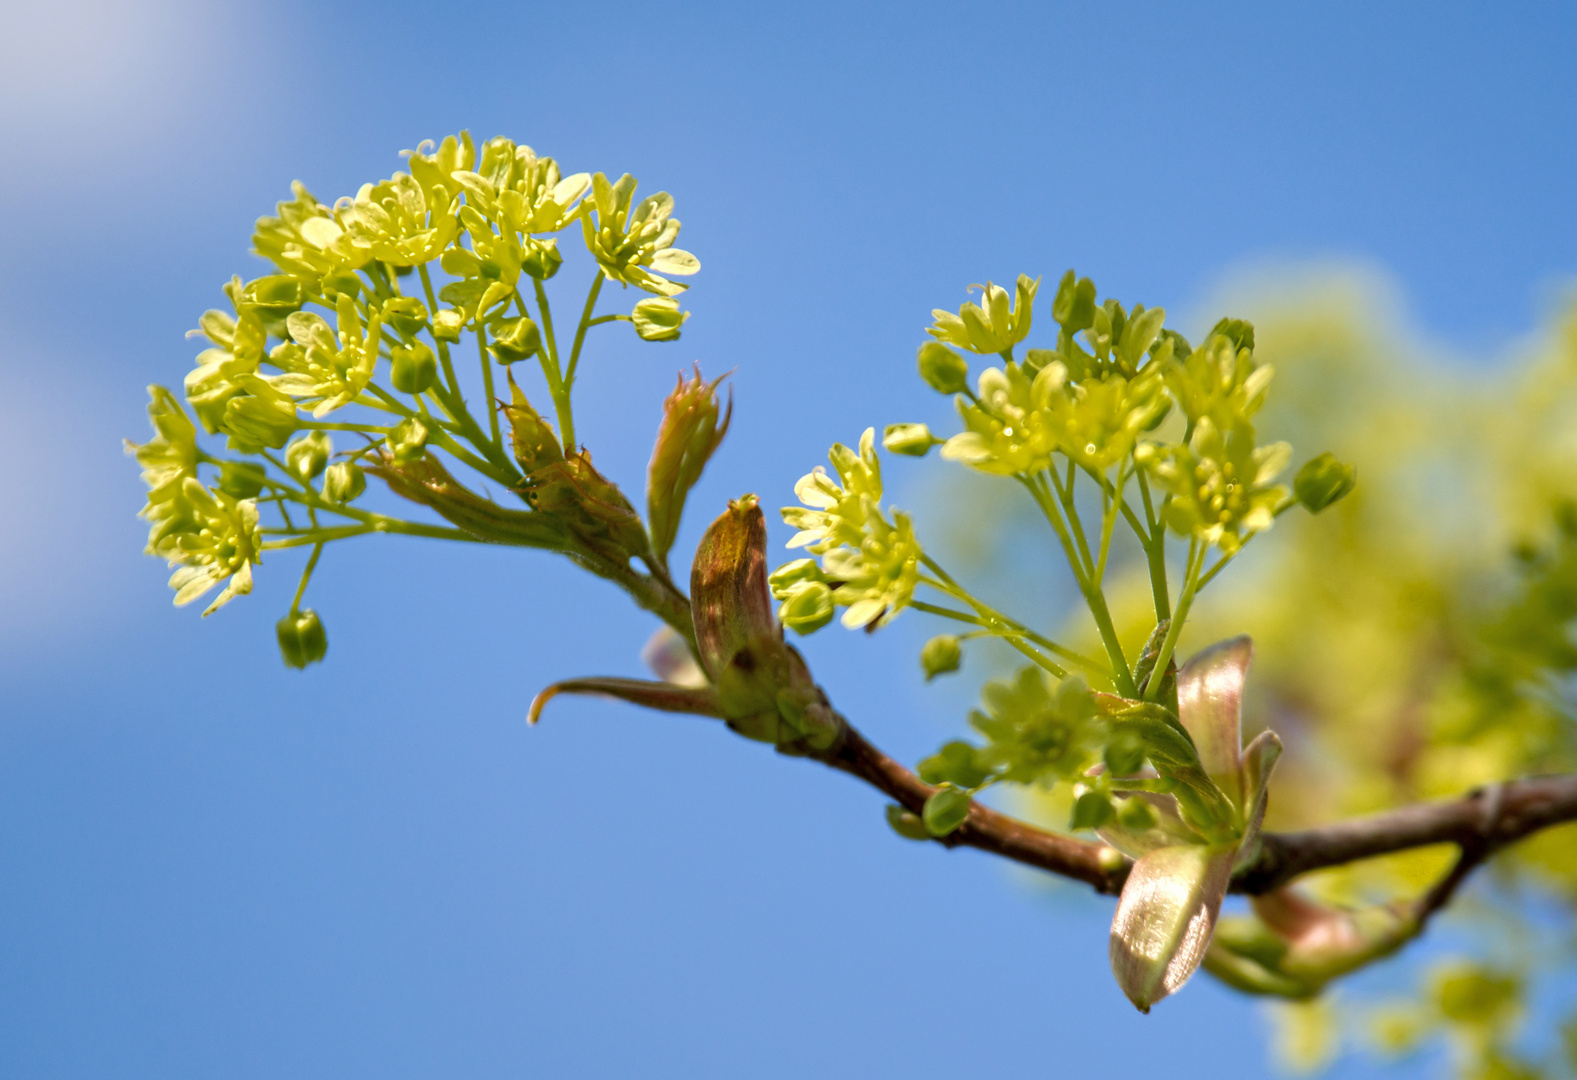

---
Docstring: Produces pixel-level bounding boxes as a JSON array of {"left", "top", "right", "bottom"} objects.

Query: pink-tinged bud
[
  {"left": 1109, "top": 842, "right": 1237, "bottom": 1013},
  {"left": 1177, "top": 636, "right": 1253, "bottom": 808},
  {"left": 647, "top": 366, "right": 732, "bottom": 568},
  {"left": 691, "top": 495, "right": 776, "bottom": 681}
]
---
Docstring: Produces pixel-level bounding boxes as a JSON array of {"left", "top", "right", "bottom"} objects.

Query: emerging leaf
[{"left": 1109, "top": 843, "right": 1236, "bottom": 1012}]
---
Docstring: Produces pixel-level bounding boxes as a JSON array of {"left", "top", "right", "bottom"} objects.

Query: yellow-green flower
[
  {"left": 1145, "top": 417, "right": 1291, "bottom": 553},
  {"left": 941, "top": 362, "right": 1062, "bottom": 475},
  {"left": 1165, "top": 329, "right": 1274, "bottom": 430},
  {"left": 126, "top": 385, "right": 198, "bottom": 510},
  {"left": 580, "top": 172, "right": 699, "bottom": 297},
  {"left": 253, "top": 181, "right": 375, "bottom": 283},
  {"left": 184, "top": 278, "right": 269, "bottom": 434},
  {"left": 267, "top": 295, "right": 383, "bottom": 417},
  {"left": 781, "top": 428, "right": 920, "bottom": 629},
  {"left": 1040, "top": 362, "right": 1169, "bottom": 471},
  {"left": 144, "top": 476, "right": 262, "bottom": 616},
  {"left": 451, "top": 137, "right": 591, "bottom": 236},
  {"left": 341, "top": 171, "right": 460, "bottom": 267},
  {"left": 928, "top": 275, "right": 1039, "bottom": 355}
]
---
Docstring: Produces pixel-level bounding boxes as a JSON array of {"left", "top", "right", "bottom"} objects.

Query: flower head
[
  {"left": 1144, "top": 417, "right": 1291, "bottom": 553},
  {"left": 580, "top": 172, "right": 699, "bottom": 296},
  {"left": 266, "top": 294, "right": 383, "bottom": 417},
  {"left": 340, "top": 171, "right": 460, "bottom": 267},
  {"left": 780, "top": 428, "right": 920, "bottom": 629},
  {"left": 144, "top": 476, "right": 262, "bottom": 616},
  {"left": 928, "top": 275, "right": 1039, "bottom": 355},
  {"left": 126, "top": 385, "right": 198, "bottom": 510},
  {"left": 941, "top": 362, "right": 1062, "bottom": 475},
  {"left": 1165, "top": 326, "right": 1274, "bottom": 430}
]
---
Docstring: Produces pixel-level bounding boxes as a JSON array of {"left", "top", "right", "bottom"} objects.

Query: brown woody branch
[{"left": 814, "top": 722, "right": 1577, "bottom": 901}]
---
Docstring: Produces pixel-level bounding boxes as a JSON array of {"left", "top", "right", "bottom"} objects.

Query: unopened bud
[
  {"left": 1293, "top": 452, "right": 1356, "bottom": 513},
  {"left": 920, "top": 634, "right": 963, "bottom": 680},
  {"left": 918, "top": 341, "right": 969, "bottom": 394},
  {"left": 522, "top": 240, "right": 563, "bottom": 281},
  {"left": 691, "top": 495, "right": 777, "bottom": 681},
  {"left": 218, "top": 461, "right": 267, "bottom": 499},
  {"left": 631, "top": 296, "right": 688, "bottom": 342},
  {"left": 503, "top": 373, "right": 563, "bottom": 472},
  {"left": 390, "top": 343, "right": 438, "bottom": 394},
  {"left": 488, "top": 316, "right": 541, "bottom": 364},
  {"left": 882, "top": 422, "right": 939, "bottom": 457},
  {"left": 1071, "top": 790, "right": 1116, "bottom": 831},
  {"left": 431, "top": 308, "right": 465, "bottom": 342},
  {"left": 321, "top": 460, "right": 366, "bottom": 503},
  {"left": 922, "top": 784, "right": 972, "bottom": 836},
  {"left": 387, "top": 417, "right": 429, "bottom": 463},
  {"left": 381, "top": 296, "right": 429, "bottom": 337},
  {"left": 276, "top": 608, "right": 327, "bottom": 669},
  {"left": 646, "top": 366, "right": 730, "bottom": 566},
  {"left": 1116, "top": 795, "right": 1159, "bottom": 831},
  {"left": 885, "top": 803, "right": 933, "bottom": 841},
  {"left": 286, "top": 431, "right": 332, "bottom": 480},
  {"left": 778, "top": 580, "right": 834, "bottom": 635}
]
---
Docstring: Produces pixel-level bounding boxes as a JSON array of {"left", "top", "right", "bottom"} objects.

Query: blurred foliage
[{"left": 949, "top": 271, "right": 1577, "bottom": 1075}]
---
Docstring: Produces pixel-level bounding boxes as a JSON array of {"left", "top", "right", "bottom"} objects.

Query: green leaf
[{"left": 884, "top": 804, "right": 932, "bottom": 841}]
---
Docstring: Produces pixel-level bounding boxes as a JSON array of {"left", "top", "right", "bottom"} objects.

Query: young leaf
[
  {"left": 1176, "top": 637, "right": 1253, "bottom": 808},
  {"left": 1109, "top": 843, "right": 1237, "bottom": 1012}
]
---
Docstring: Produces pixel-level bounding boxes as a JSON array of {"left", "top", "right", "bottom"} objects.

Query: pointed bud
[
  {"left": 503, "top": 372, "right": 563, "bottom": 473},
  {"left": 1293, "top": 452, "right": 1357, "bottom": 514},
  {"left": 647, "top": 366, "right": 732, "bottom": 566},
  {"left": 1110, "top": 843, "right": 1236, "bottom": 1012},
  {"left": 691, "top": 495, "right": 776, "bottom": 681},
  {"left": 917, "top": 341, "right": 968, "bottom": 394},
  {"left": 276, "top": 609, "right": 327, "bottom": 669}
]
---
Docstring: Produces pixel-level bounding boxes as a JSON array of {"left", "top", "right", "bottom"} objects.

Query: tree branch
[{"left": 811, "top": 725, "right": 1577, "bottom": 904}]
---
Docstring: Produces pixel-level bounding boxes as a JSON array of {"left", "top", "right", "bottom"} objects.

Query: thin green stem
[
  {"left": 290, "top": 543, "right": 324, "bottom": 613},
  {"left": 1136, "top": 470, "right": 1171, "bottom": 622},
  {"left": 563, "top": 272, "right": 605, "bottom": 390},
  {"left": 1093, "top": 465, "right": 1126, "bottom": 590},
  {"left": 1036, "top": 467, "right": 1134, "bottom": 694},
  {"left": 1144, "top": 539, "right": 1203, "bottom": 702},
  {"left": 910, "top": 597, "right": 1108, "bottom": 678},
  {"left": 476, "top": 322, "right": 502, "bottom": 449}
]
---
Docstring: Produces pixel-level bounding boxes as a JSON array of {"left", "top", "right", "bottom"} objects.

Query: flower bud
[
  {"left": 218, "top": 461, "right": 267, "bottom": 499},
  {"left": 222, "top": 377, "right": 299, "bottom": 451},
  {"left": 1116, "top": 795, "right": 1159, "bottom": 831},
  {"left": 1293, "top": 452, "right": 1356, "bottom": 514},
  {"left": 920, "top": 634, "right": 962, "bottom": 680},
  {"left": 778, "top": 580, "right": 834, "bottom": 635},
  {"left": 691, "top": 495, "right": 776, "bottom": 681},
  {"left": 503, "top": 372, "right": 563, "bottom": 472},
  {"left": 321, "top": 460, "right": 366, "bottom": 503},
  {"left": 488, "top": 316, "right": 541, "bottom": 364},
  {"left": 918, "top": 341, "right": 968, "bottom": 394},
  {"left": 432, "top": 308, "right": 465, "bottom": 342},
  {"left": 390, "top": 342, "right": 438, "bottom": 394},
  {"left": 1071, "top": 790, "right": 1116, "bottom": 831},
  {"left": 522, "top": 240, "right": 563, "bottom": 281},
  {"left": 922, "top": 784, "right": 972, "bottom": 836},
  {"left": 646, "top": 367, "right": 730, "bottom": 565},
  {"left": 387, "top": 416, "right": 430, "bottom": 463},
  {"left": 381, "top": 296, "right": 429, "bottom": 337},
  {"left": 885, "top": 803, "right": 932, "bottom": 841},
  {"left": 882, "top": 423, "right": 939, "bottom": 457},
  {"left": 276, "top": 608, "right": 327, "bottom": 669},
  {"left": 286, "top": 431, "right": 332, "bottom": 480},
  {"left": 631, "top": 296, "right": 688, "bottom": 342}
]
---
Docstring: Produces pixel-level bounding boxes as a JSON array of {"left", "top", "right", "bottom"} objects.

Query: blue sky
[{"left": 2, "top": 1, "right": 1575, "bottom": 1076}]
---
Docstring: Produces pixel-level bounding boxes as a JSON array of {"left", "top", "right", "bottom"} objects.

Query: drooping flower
[{"left": 126, "top": 385, "right": 199, "bottom": 511}]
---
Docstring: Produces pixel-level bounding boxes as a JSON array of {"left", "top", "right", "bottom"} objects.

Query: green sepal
[{"left": 885, "top": 804, "right": 932, "bottom": 841}]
